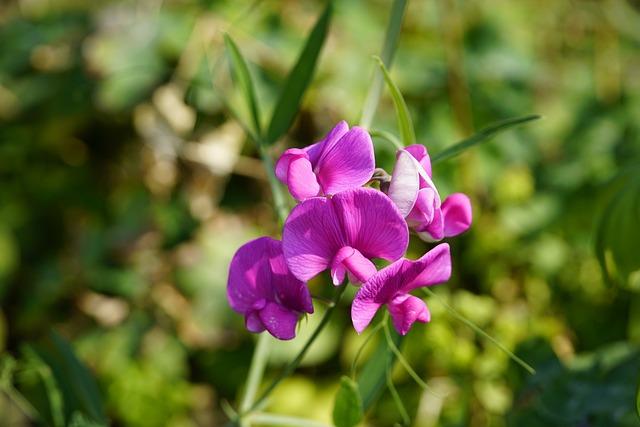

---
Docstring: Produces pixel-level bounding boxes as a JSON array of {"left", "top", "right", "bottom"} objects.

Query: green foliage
[
  {"left": 357, "top": 331, "right": 402, "bottom": 410},
  {"left": 265, "top": 2, "right": 333, "bottom": 145},
  {"left": 332, "top": 376, "right": 363, "bottom": 427},
  {"left": 375, "top": 56, "right": 416, "bottom": 146}
]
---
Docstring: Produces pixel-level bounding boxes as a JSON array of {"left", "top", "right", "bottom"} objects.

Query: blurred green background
[{"left": 1, "top": 0, "right": 640, "bottom": 426}]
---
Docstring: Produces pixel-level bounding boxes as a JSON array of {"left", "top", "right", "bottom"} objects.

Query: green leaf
[
  {"left": 333, "top": 376, "right": 363, "bottom": 427},
  {"left": 636, "top": 378, "right": 640, "bottom": 419},
  {"left": 357, "top": 331, "right": 402, "bottom": 410},
  {"left": 374, "top": 56, "right": 415, "bottom": 146},
  {"left": 430, "top": 114, "right": 541, "bottom": 164},
  {"left": 224, "top": 34, "right": 262, "bottom": 137},
  {"left": 265, "top": 2, "right": 333, "bottom": 144}
]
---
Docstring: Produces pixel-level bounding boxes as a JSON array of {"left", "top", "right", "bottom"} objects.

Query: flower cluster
[{"left": 227, "top": 121, "right": 472, "bottom": 339}]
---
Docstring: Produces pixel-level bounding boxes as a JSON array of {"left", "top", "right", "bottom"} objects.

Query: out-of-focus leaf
[
  {"left": 333, "top": 376, "right": 363, "bottom": 427},
  {"left": 357, "top": 332, "right": 402, "bottom": 410},
  {"left": 595, "top": 171, "right": 640, "bottom": 288},
  {"left": 374, "top": 56, "right": 415, "bottom": 147},
  {"left": 265, "top": 2, "right": 333, "bottom": 144},
  {"left": 224, "top": 34, "right": 262, "bottom": 137},
  {"left": 636, "top": 378, "right": 640, "bottom": 419},
  {"left": 30, "top": 331, "right": 107, "bottom": 424},
  {"left": 430, "top": 114, "right": 541, "bottom": 163},
  {"left": 68, "top": 412, "right": 107, "bottom": 427}
]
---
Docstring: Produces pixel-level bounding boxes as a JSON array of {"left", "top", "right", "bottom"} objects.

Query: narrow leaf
[
  {"left": 333, "top": 376, "right": 363, "bottom": 427},
  {"left": 386, "top": 360, "right": 410, "bottom": 426},
  {"left": 636, "top": 378, "right": 640, "bottom": 419},
  {"left": 357, "top": 331, "right": 402, "bottom": 410},
  {"left": 430, "top": 115, "right": 541, "bottom": 164},
  {"left": 265, "top": 2, "right": 333, "bottom": 144},
  {"left": 374, "top": 56, "right": 415, "bottom": 146},
  {"left": 224, "top": 34, "right": 262, "bottom": 136}
]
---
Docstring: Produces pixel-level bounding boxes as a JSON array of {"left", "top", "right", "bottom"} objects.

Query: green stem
[
  {"left": 250, "top": 412, "right": 332, "bottom": 427},
  {"left": 240, "top": 333, "right": 271, "bottom": 414},
  {"left": 243, "top": 284, "right": 347, "bottom": 415},
  {"left": 257, "top": 144, "right": 289, "bottom": 225},
  {"left": 360, "top": 0, "right": 408, "bottom": 128}
]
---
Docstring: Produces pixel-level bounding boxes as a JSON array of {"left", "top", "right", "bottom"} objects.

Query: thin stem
[
  {"left": 386, "top": 360, "right": 410, "bottom": 426},
  {"left": 250, "top": 412, "right": 332, "bottom": 427},
  {"left": 421, "top": 288, "right": 536, "bottom": 375},
  {"left": 240, "top": 333, "right": 271, "bottom": 414},
  {"left": 257, "top": 144, "right": 289, "bottom": 225},
  {"left": 350, "top": 321, "right": 384, "bottom": 379},
  {"left": 243, "top": 284, "right": 347, "bottom": 415},
  {"left": 360, "top": 0, "right": 408, "bottom": 128}
]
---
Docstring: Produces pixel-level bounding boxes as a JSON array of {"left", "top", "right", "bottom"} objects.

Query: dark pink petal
[
  {"left": 330, "top": 246, "right": 377, "bottom": 285},
  {"left": 287, "top": 157, "right": 321, "bottom": 201},
  {"left": 245, "top": 311, "right": 265, "bottom": 333},
  {"left": 227, "top": 237, "right": 275, "bottom": 313},
  {"left": 351, "top": 298, "right": 383, "bottom": 334},
  {"left": 442, "top": 193, "right": 472, "bottom": 237},
  {"left": 305, "top": 121, "right": 349, "bottom": 165},
  {"left": 332, "top": 188, "right": 408, "bottom": 262},
  {"left": 399, "top": 243, "right": 451, "bottom": 294},
  {"left": 275, "top": 148, "right": 306, "bottom": 183},
  {"left": 315, "top": 127, "right": 375, "bottom": 195},
  {"left": 282, "top": 197, "right": 344, "bottom": 281},
  {"left": 404, "top": 144, "right": 432, "bottom": 178},
  {"left": 269, "top": 245, "right": 314, "bottom": 314},
  {"left": 415, "top": 207, "right": 444, "bottom": 242},
  {"left": 388, "top": 294, "right": 431, "bottom": 335},
  {"left": 387, "top": 150, "right": 420, "bottom": 217},
  {"left": 406, "top": 187, "right": 438, "bottom": 229},
  {"left": 258, "top": 302, "right": 299, "bottom": 340}
]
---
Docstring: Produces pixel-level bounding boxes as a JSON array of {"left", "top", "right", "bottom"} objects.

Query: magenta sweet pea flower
[
  {"left": 275, "top": 121, "right": 375, "bottom": 201},
  {"left": 282, "top": 187, "right": 408, "bottom": 285},
  {"left": 387, "top": 144, "right": 472, "bottom": 242},
  {"left": 227, "top": 237, "right": 314, "bottom": 340},
  {"left": 351, "top": 243, "right": 451, "bottom": 335}
]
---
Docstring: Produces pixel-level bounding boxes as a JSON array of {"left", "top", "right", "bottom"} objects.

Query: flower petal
[
  {"left": 332, "top": 188, "right": 409, "bottom": 262},
  {"left": 315, "top": 126, "right": 375, "bottom": 195},
  {"left": 400, "top": 243, "right": 452, "bottom": 293},
  {"left": 258, "top": 302, "right": 299, "bottom": 340},
  {"left": 268, "top": 244, "right": 314, "bottom": 314},
  {"left": 245, "top": 311, "right": 265, "bottom": 333},
  {"left": 442, "top": 193, "right": 472, "bottom": 237},
  {"left": 282, "top": 197, "right": 344, "bottom": 281},
  {"left": 351, "top": 298, "right": 382, "bottom": 334},
  {"left": 227, "top": 237, "right": 276, "bottom": 313},
  {"left": 404, "top": 144, "right": 432, "bottom": 178},
  {"left": 387, "top": 150, "right": 420, "bottom": 217},
  {"left": 275, "top": 148, "right": 306, "bottom": 183},
  {"left": 331, "top": 246, "right": 377, "bottom": 285},
  {"left": 287, "top": 157, "right": 321, "bottom": 201},
  {"left": 305, "top": 121, "right": 350, "bottom": 165},
  {"left": 406, "top": 186, "right": 438, "bottom": 228},
  {"left": 388, "top": 294, "right": 431, "bottom": 335}
]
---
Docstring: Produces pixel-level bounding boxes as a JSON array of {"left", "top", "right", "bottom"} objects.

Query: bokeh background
[{"left": 1, "top": 0, "right": 640, "bottom": 426}]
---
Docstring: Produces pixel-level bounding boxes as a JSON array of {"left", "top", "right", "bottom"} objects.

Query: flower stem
[
  {"left": 257, "top": 143, "right": 289, "bottom": 225},
  {"left": 240, "top": 333, "right": 271, "bottom": 415},
  {"left": 242, "top": 284, "right": 347, "bottom": 415}
]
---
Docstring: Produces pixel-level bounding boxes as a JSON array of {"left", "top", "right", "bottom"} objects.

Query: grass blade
[
  {"left": 265, "top": 2, "right": 333, "bottom": 144},
  {"left": 374, "top": 56, "right": 415, "bottom": 146},
  {"left": 430, "top": 114, "right": 541, "bottom": 164},
  {"left": 224, "top": 34, "right": 262, "bottom": 137}
]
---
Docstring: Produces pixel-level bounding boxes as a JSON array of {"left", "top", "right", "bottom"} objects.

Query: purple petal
[
  {"left": 275, "top": 148, "right": 305, "bottom": 183},
  {"left": 287, "top": 157, "right": 321, "bottom": 201},
  {"left": 388, "top": 294, "right": 431, "bottom": 335},
  {"left": 227, "top": 237, "right": 276, "bottom": 313},
  {"left": 387, "top": 150, "right": 420, "bottom": 217},
  {"left": 404, "top": 144, "right": 432, "bottom": 178},
  {"left": 305, "top": 121, "right": 350, "bottom": 165},
  {"left": 332, "top": 188, "right": 409, "bottom": 262},
  {"left": 315, "top": 127, "right": 375, "bottom": 195},
  {"left": 282, "top": 197, "right": 344, "bottom": 281},
  {"left": 258, "top": 302, "right": 299, "bottom": 340},
  {"left": 330, "top": 246, "right": 377, "bottom": 285},
  {"left": 442, "top": 193, "right": 472, "bottom": 237},
  {"left": 351, "top": 298, "right": 382, "bottom": 334},
  {"left": 245, "top": 311, "right": 265, "bottom": 333},
  {"left": 406, "top": 186, "right": 438, "bottom": 228},
  {"left": 268, "top": 245, "right": 314, "bottom": 314}
]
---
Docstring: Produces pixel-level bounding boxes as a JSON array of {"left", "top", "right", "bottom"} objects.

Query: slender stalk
[
  {"left": 386, "top": 360, "right": 410, "bottom": 426},
  {"left": 243, "top": 284, "right": 347, "bottom": 415},
  {"left": 240, "top": 333, "right": 271, "bottom": 414},
  {"left": 360, "top": 0, "right": 408, "bottom": 128},
  {"left": 257, "top": 144, "right": 289, "bottom": 224},
  {"left": 250, "top": 412, "right": 332, "bottom": 427}
]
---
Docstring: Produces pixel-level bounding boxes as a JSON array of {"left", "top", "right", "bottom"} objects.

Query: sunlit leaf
[
  {"left": 374, "top": 56, "right": 415, "bottom": 147},
  {"left": 224, "top": 34, "right": 262, "bottom": 137},
  {"left": 357, "top": 331, "right": 402, "bottom": 410},
  {"left": 333, "top": 376, "right": 363, "bottom": 427},
  {"left": 430, "top": 114, "right": 541, "bottom": 163},
  {"left": 265, "top": 2, "right": 333, "bottom": 144}
]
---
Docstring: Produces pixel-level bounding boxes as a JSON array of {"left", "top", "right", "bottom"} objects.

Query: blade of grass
[
  {"left": 374, "top": 56, "right": 415, "bottom": 146},
  {"left": 386, "top": 360, "right": 410, "bottom": 426},
  {"left": 369, "top": 129, "right": 403, "bottom": 150},
  {"left": 224, "top": 34, "right": 263, "bottom": 137},
  {"left": 265, "top": 2, "right": 333, "bottom": 144},
  {"left": 430, "top": 115, "right": 541, "bottom": 164},
  {"left": 422, "top": 288, "right": 536, "bottom": 375},
  {"left": 360, "top": 0, "right": 408, "bottom": 128}
]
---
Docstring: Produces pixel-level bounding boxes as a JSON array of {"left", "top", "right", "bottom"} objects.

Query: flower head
[
  {"left": 227, "top": 237, "right": 313, "bottom": 340},
  {"left": 282, "top": 187, "right": 408, "bottom": 285},
  {"left": 275, "top": 121, "right": 375, "bottom": 201},
  {"left": 351, "top": 243, "right": 451, "bottom": 335},
  {"left": 387, "top": 145, "right": 472, "bottom": 241}
]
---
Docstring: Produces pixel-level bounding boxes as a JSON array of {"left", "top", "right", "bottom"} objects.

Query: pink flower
[
  {"left": 387, "top": 145, "right": 472, "bottom": 241},
  {"left": 282, "top": 187, "right": 408, "bottom": 285},
  {"left": 351, "top": 243, "right": 451, "bottom": 335},
  {"left": 227, "top": 237, "right": 313, "bottom": 340},
  {"left": 275, "top": 121, "right": 375, "bottom": 201}
]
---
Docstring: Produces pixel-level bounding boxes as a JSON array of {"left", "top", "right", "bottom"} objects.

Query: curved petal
[
  {"left": 227, "top": 237, "right": 276, "bottom": 313},
  {"left": 331, "top": 246, "right": 377, "bottom": 285},
  {"left": 406, "top": 186, "right": 438, "bottom": 228},
  {"left": 400, "top": 243, "right": 452, "bottom": 293},
  {"left": 388, "top": 294, "right": 431, "bottom": 335},
  {"left": 275, "top": 148, "right": 306, "bottom": 183},
  {"left": 388, "top": 150, "right": 420, "bottom": 217},
  {"left": 258, "top": 302, "right": 299, "bottom": 340},
  {"left": 245, "top": 311, "right": 265, "bottom": 333},
  {"left": 305, "top": 121, "right": 349, "bottom": 165},
  {"left": 315, "top": 127, "right": 375, "bottom": 195},
  {"left": 282, "top": 197, "right": 344, "bottom": 281},
  {"left": 405, "top": 144, "right": 432, "bottom": 178},
  {"left": 268, "top": 243, "right": 314, "bottom": 314},
  {"left": 287, "top": 157, "right": 321, "bottom": 201},
  {"left": 442, "top": 193, "right": 472, "bottom": 237},
  {"left": 332, "top": 188, "right": 409, "bottom": 262},
  {"left": 351, "top": 298, "right": 382, "bottom": 334}
]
